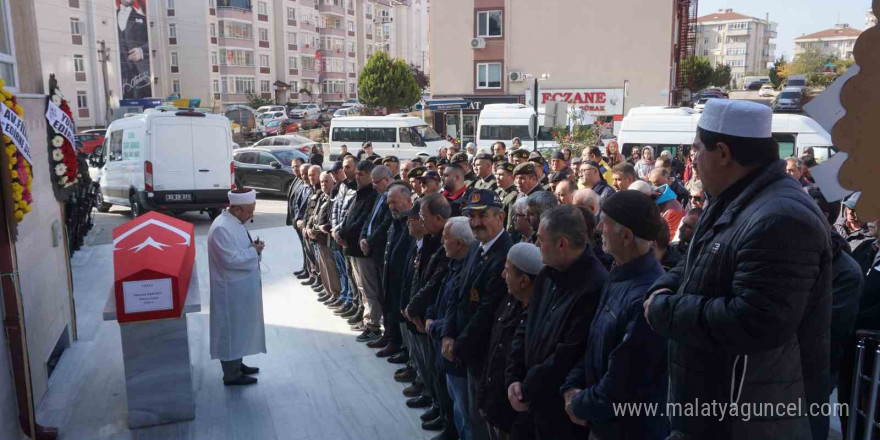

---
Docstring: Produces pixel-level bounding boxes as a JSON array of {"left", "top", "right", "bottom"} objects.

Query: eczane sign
[{"left": 525, "top": 88, "right": 625, "bottom": 116}]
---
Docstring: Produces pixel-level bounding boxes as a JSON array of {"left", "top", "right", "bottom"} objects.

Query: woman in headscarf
[
  {"left": 605, "top": 141, "right": 625, "bottom": 168},
  {"left": 634, "top": 146, "right": 655, "bottom": 178}
]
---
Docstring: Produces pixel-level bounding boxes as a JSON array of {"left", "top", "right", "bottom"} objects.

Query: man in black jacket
[
  {"left": 353, "top": 164, "right": 394, "bottom": 342},
  {"left": 506, "top": 206, "right": 608, "bottom": 440},
  {"left": 371, "top": 183, "right": 415, "bottom": 357},
  {"left": 288, "top": 158, "right": 308, "bottom": 277},
  {"left": 339, "top": 161, "right": 378, "bottom": 332},
  {"left": 297, "top": 165, "right": 322, "bottom": 291},
  {"left": 441, "top": 189, "right": 514, "bottom": 440},
  {"left": 644, "top": 100, "right": 833, "bottom": 440}
]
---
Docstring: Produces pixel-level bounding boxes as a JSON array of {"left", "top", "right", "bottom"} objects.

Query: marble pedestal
[{"left": 104, "top": 275, "right": 201, "bottom": 429}]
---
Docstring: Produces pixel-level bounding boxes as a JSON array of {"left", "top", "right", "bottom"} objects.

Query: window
[
  {"left": 259, "top": 28, "right": 269, "bottom": 42},
  {"left": 716, "top": 36, "right": 721, "bottom": 43},
  {"left": 73, "top": 55, "right": 85, "bottom": 72},
  {"left": 212, "top": 79, "right": 220, "bottom": 93},
  {"left": 169, "top": 23, "right": 177, "bottom": 38},
  {"left": 209, "top": 0, "right": 215, "bottom": 7},
  {"left": 367, "top": 4, "right": 373, "bottom": 15},
  {"left": 287, "top": 7, "right": 296, "bottom": 20},
  {"left": 703, "top": 49, "right": 708, "bottom": 56},
  {"left": 348, "top": 20, "right": 354, "bottom": 32},
  {"left": 301, "top": 56, "right": 315, "bottom": 70},
  {"left": 70, "top": 17, "right": 82, "bottom": 35},
  {"left": 219, "top": 21, "right": 251, "bottom": 39},
  {"left": 260, "top": 54, "right": 270, "bottom": 68},
  {"left": 170, "top": 51, "right": 179, "bottom": 67},
  {"left": 108, "top": 130, "right": 123, "bottom": 161},
  {"left": 261, "top": 80, "right": 270, "bottom": 93},
  {"left": 824, "top": 41, "right": 829, "bottom": 48},
  {"left": 172, "top": 80, "right": 181, "bottom": 95},
  {"left": 348, "top": 60, "right": 355, "bottom": 72},
  {"left": 347, "top": 41, "right": 354, "bottom": 52},
  {"left": 347, "top": 0, "right": 353, "bottom": 9},
  {"left": 221, "top": 76, "right": 256, "bottom": 94},
  {"left": 257, "top": 1, "right": 267, "bottom": 15},
  {"left": 349, "top": 82, "right": 355, "bottom": 94},
  {"left": 703, "top": 37, "right": 708, "bottom": 44},
  {"left": 167, "top": 0, "right": 175, "bottom": 10},
  {"left": 290, "top": 80, "right": 298, "bottom": 91},
  {"left": 367, "top": 128, "right": 396, "bottom": 142},
  {"left": 289, "top": 57, "right": 298, "bottom": 69},
  {"left": 258, "top": 152, "right": 276, "bottom": 166},
  {"left": 211, "top": 51, "right": 218, "bottom": 66},
  {"left": 717, "top": 24, "right": 723, "bottom": 30},
  {"left": 210, "top": 23, "right": 217, "bottom": 37},
  {"left": 76, "top": 91, "right": 88, "bottom": 109},
  {"left": 0, "top": 0, "right": 16, "bottom": 89},
  {"left": 221, "top": 77, "right": 228, "bottom": 93},
  {"left": 729, "top": 21, "right": 749, "bottom": 30},
  {"left": 476, "top": 62, "right": 501, "bottom": 89},
  {"left": 288, "top": 32, "right": 297, "bottom": 44},
  {"left": 726, "top": 47, "right": 747, "bottom": 55},
  {"left": 219, "top": 49, "right": 255, "bottom": 66},
  {"left": 477, "top": 10, "right": 502, "bottom": 37}
]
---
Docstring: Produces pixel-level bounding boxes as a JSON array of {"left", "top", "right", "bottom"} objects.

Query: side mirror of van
[{"left": 271, "top": 161, "right": 282, "bottom": 169}]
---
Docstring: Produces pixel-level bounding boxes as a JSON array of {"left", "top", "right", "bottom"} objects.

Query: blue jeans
[
  {"left": 333, "top": 249, "right": 351, "bottom": 303},
  {"left": 447, "top": 374, "right": 470, "bottom": 440}
]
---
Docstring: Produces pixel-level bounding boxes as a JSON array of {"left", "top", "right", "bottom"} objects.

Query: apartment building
[
  {"left": 429, "top": 0, "right": 675, "bottom": 144},
  {"left": 694, "top": 9, "right": 778, "bottom": 84},
  {"left": 868, "top": 8, "right": 877, "bottom": 29},
  {"left": 794, "top": 24, "right": 862, "bottom": 61}
]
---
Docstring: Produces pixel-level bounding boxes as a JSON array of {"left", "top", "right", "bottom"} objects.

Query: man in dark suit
[
  {"left": 354, "top": 164, "right": 394, "bottom": 342},
  {"left": 117, "top": 0, "right": 152, "bottom": 99},
  {"left": 441, "top": 189, "right": 513, "bottom": 440}
]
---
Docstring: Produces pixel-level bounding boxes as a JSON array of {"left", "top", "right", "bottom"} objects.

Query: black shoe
[
  {"left": 430, "top": 428, "right": 458, "bottom": 440},
  {"left": 376, "top": 343, "right": 400, "bottom": 358},
  {"left": 328, "top": 299, "right": 345, "bottom": 309},
  {"left": 322, "top": 296, "right": 337, "bottom": 305},
  {"left": 394, "top": 368, "right": 417, "bottom": 383},
  {"left": 346, "top": 314, "right": 363, "bottom": 326},
  {"left": 335, "top": 304, "right": 353, "bottom": 315},
  {"left": 403, "top": 382, "right": 424, "bottom": 398},
  {"left": 366, "top": 336, "right": 389, "bottom": 348},
  {"left": 387, "top": 351, "right": 409, "bottom": 364},
  {"left": 407, "top": 395, "right": 433, "bottom": 409},
  {"left": 295, "top": 272, "right": 309, "bottom": 280},
  {"left": 317, "top": 292, "right": 331, "bottom": 302},
  {"left": 223, "top": 375, "right": 257, "bottom": 386},
  {"left": 421, "top": 416, "right": 444, "bottom": 431},
  {"left": 312, "top": 284, "right": 325, "bottom": 292},
  {"left": 340, "top": 306, "right": 358, "bottom": 318},
  {"left": 240, "top": 364, "right": 259, "bottom": 375},
  {"left": 356, "top": 329, "right": 382, "bottom": 342},
  {"left": 395, "top": 366, "right": 411, "bottom": 376},
  {"left": 420, "top": 405, "right": 440, "bottom": 421},
  {"left": 300, "top": 277, "right": 316, "bottom": 286}
]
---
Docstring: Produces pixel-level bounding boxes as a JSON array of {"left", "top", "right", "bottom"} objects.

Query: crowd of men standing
[{"left": 280, "top": 99, "right": 879, "bottom": 440}]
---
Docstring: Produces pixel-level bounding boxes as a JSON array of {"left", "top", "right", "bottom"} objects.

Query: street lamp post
[{"left": 622, "top": 79, "right": 630, "bottom": 119}]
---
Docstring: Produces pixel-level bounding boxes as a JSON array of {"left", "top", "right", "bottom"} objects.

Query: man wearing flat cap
[
  {"left": 452, "top": 152, "right": 478, "bottom": 189},
  {"left": 561, "top": 190, "right": 667, "bottom": 439},
  {"left": 507, "top": 205, "right": 608, "bottom": 439},
  {"left": 208, "top": 189, "right": 266, "bottom": 386},
  {"left": 528, "top": 152, "right": 550, "bottom": 190},
  {"left": 550, "top": 151, "right": 567, "bottom": 173},
  {"left": 422, "top": 170, "right": 442, "bottom": 196},
  {"left": 472, "top": 152, "right": 498, "bottom": 192},
  {"left": 644, "top": 99, "right": 832, "bottom": 440}
]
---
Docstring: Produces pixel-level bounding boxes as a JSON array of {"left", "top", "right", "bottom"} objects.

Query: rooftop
[
  {"left": 697, "top": 9, "right": 759, "bottom": 23},
  {"left": 795, "top": 24, "right": 863, "bottom": 41}
]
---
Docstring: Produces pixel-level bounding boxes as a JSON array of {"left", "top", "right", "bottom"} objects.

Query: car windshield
[
  {"left": 272, "top": 150, "right": 305, "bottom": 164},
  {"left": 780, "top": 92, "right": 800, "bottom": 99},
  {"left": 414, "top": 125, "right": 442, "bottom": 142},
  {"left": 293, "top": 105, "right": 308, "bottom": 110},
  {"left": 267, "top": 120, "right": 281, "bottom": 127},
  {"left": 761, "top": 85, "right": 772, "bottom": 89},
  {"left": 788, "top": 80, "right": 806, "bottom": 87},
  {"left": 698, "top": 98, "right": 709, "bottom": 104}
]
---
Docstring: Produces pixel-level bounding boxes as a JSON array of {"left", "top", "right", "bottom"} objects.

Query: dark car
[
  {"left": 772, "top": 88, "right": 804, "bottom": 113},
  {"left": 747, "top": 81, "right": 764, "bottom": 91},
  {"left": 233, "top": 146, "right": 310, "bottom": 193}
]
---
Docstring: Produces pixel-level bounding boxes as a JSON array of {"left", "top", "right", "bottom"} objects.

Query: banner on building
[
  {"left": 1, "top": 105, "right": 33, "bottom": 165},
  {"left": 46, "top": 101, "right": 77, "bottom": 149},
  {"left": 115, "top": 0, "right": 153, "bottom": 99},
  {"left": 526, "top": 88, "right": 625, "bottom": 117}
]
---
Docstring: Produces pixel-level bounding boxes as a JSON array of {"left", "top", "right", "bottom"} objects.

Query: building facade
[
  {"left": 35, "top": 0, "right": 422, "bottom": 129},
  {"left": 429, "top": 0, "right": 676, "bottom": 144},
  {"left": 794, "top": 24, "right": 862, "bottom": 61},
  {"left": 694, "top": 9, "right": 777, "bottom": 84},
  {"left": 868, "top": 8, "right": 877, "bottom": 29}
]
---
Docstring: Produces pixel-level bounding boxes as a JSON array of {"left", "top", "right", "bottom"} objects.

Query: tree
[
  {"left": 682, "top": 56, "right": 714, "bottom": 91},
  {"left": 246, "top": 92, "right": 272, "bottom": 109},
  {"left": 358, "top": 51, "right": 421, "bottom": 111},
  {"left": 712, "top": 64, "right": 732, "bottom": 88},
  {"left": 409, "top": 63, "right": 429, "bottom": 91},
  {"left": 789, "top": 47, "right": 829, "bottom": 76},
  {"left": 769, "top": 56, "right": 787, "bottom": 89}
]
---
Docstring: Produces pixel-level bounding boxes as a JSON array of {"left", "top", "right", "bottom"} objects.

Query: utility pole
[
  {"left": 532, "top": 77, "right": 538, "bottom": 152},
  {"left": 97, "top": 40, "right": 112, "bottom": 127}
]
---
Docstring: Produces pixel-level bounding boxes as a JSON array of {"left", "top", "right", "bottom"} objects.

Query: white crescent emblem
[{"left": 113, "top": 219, "right": 191, "bottom": 251}]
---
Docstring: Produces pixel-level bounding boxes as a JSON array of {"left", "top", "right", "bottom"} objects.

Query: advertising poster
[{"left": 115, "top": 0, "right": 153, "bottom": 99}]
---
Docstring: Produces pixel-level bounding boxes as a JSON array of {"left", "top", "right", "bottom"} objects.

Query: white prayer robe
[{"left": 208, "top": 210, "right": 266, "bottom": 361}]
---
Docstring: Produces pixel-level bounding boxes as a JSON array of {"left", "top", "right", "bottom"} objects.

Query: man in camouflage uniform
[
  {"left": 472, "top": 153, "right": 498, "bottom": 192},
  {"left": 495, "top": 161, "right": 519, "bottom": 234}
]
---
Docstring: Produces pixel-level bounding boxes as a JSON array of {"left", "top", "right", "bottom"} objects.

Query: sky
[{"left": 698, "top": 0, "right": 873, "bottom": 62}]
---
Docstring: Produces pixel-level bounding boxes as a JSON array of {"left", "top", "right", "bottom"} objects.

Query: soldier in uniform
[
  {"left": 492, "top": 154, "right": 506, "bottom": 166},
  {"left": 382, "top": 156, "right": 401, "bottom": 180},
  {"left": 451, "top": 152, "right": 478, "bottom": 189},
  {"left": 438, "top": 158, "right": 450, "bottom": 176},
  {"left": 510, "top": 162, "right": 544, "bottom": 234},
  {"left": 425, "top": 156, "right": 439, "bottom": 172},
  {"left": 407, "top": 166, "right": 427, "bottom": 201},
  {"left": 529, "top": 152, "right": 551, "bottom": 190},
  {"left": 495, "top": 162, "right": 518, "bottom": 234},
  {"left": 510, "top": 148, "right": 530, "bottom": 165},
  {"left": 421, "top": 170, "right": 442, "bottom": 196},
  {"left": 472, "top": 153, "right": 498, "bottom": 192}
]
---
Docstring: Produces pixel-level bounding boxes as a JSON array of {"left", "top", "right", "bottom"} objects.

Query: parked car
[
  {"left": 333, "top": 107, "right": 362, "bottom": 118},
  {"left": 759, "top": 84, "right": 775, "bottom": 97},
  {"left": 693, "top": 97, "right": 714, "bottom": 113},
  {"left": 75, "top": 133, "right": 104, "bottom": 154},
  {"left": 263, "top": 119, "right": 286, "bottom": 137},
  {"left": 289, "top": 103, "right": 320, "bottom": 119},
  {"left": 82, "top": 128, "right": 107, "bottom": 137},
  {"left": 255, "top": 105, "right": 285, "bottom": 118},
  {"left": 772, "top": 88, "right": 804, "bottom": 113},
  {"left": 233, "top": 146, "right": 310, "bottom": 193},
  {"left": 702, "top": 87, "right": 729, "bottom": 97},
  {"left": 746, "top": 81, "right": 764, "bottom": 91},
  {"left": 251, "top": 134, "right": 321, "bottom": 156},
  {"left": 785, "top": 75, "right": 808, "bottom": 93}
]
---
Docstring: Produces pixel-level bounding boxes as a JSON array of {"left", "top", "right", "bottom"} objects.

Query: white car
[
  {"left": 693, "top": 98, "right": 713, "bottom": 113},
  {"left": 759, "top": 84, "right": 775, "bottom": 98},
  {"left": 289, "top": 104, "right": 320, "bottom": 119}
]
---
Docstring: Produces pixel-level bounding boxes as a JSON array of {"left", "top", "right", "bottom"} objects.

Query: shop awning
[{"left": 415, "top": 98, "right": 470, "bottom": 111}]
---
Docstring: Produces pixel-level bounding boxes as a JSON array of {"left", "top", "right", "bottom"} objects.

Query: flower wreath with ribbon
[
  {"left": 46, "top": 80, "right": 79, "bottom": 191},
  {"left": 0, "top": 79, "right": 33, "bottom": 223}
]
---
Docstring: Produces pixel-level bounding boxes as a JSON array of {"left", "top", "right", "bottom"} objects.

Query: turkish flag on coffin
[{"left": 112, "top": 211, "right": 195, "bottom": 323}]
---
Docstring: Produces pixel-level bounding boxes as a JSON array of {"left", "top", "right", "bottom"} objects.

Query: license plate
[{"left": 165, "top": 193, "right": 192, "bottom": 202}]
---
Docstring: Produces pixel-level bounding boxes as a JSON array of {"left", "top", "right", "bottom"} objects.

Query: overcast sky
[{"left": 698, "top": 0, "right": 873, "bottom": 61}]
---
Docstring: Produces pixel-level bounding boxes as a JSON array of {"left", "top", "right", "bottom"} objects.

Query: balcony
[
  {"left": 299, "top": 21, "right": 317, "bottom": 32},
  {"left": 300, "top": 45, "right": 317, "bottom": 55},
  {"left": 322, "top": 72, "right": 346, "bottom": 80},
  {"left": 765, "top": 30, "right": 778, "bottom": 38},
  {"left": 318, "top": 26, "right": 346, "bottom": 37},
  {"left": 726, "top": 27, "right": 748, "bottom": 36},
  {"left": 217, "top": 6, "right": 252, "bottom": 21},
  {"left": 317, "top": 3, "right": 345, "bottom": 16},
  {"left": 217, "top": 37, "right": 253, "bottom": 48},
  {"left": 301, "top": 69, "right": 318, "bottom": 78},
  {"left": 218, "top": 65, "right": 256, "bottom": 75},
  {"left": 323, "top": 93, "right": 345, "bottom": 102}
]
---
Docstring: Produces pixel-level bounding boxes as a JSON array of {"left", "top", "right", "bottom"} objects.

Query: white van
[
  {"left": 329, "top": 116, "right": 450, "bottom": 158},
  {"left": 476, "top": 104, "right": 558, "bottom": 152},
  {"left": 97, "top": 110, "right": 235, "bottom": 219},
  {"left": 617, "top": 106, "right": 835, "bottom": 161}
]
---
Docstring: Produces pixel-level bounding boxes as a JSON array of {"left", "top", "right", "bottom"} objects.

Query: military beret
[
  {"left": 552, "top": 151, "right": 566, "bottom": 160},
  {"left": 492, "top": 154, "right": 506, "bottom": 163},
  {"left": 513, "top": 162, "right": 537, "bottom": 177},
  {"left": 475, "top": 152, "right": 493, "bottom": 161},
  {"left": 549, "top": 172, "right": 569, "bottom": 184},
  {"left": 423, "top": 170, "right": 441, "bottom": 181},
  {"left": 372, "top": 157, "right": 384, "bottom": 165},
  {"left": 411, "top": 156, "right": 424, "bottom": 165},
  {"left": 438, "top": 158, "right": 450, "bottom": 166},
  {"left": 495, "top": 161, "right": 515, "bottom": 173},
  {"left": 528, "top": 152, "right": 546, "bottom": 165},
  {"left": 510, "top": 148, "right": 530, "bottom": 160},
  {"left": 382, "top": 155, "right": 399, "bottom": 164},
  {"left": 407, "top": 166, "right": 427, "bottom": 179},
  {"left": 451, "top": 152, "right": 469, "bottom": 164},
  {"left": 425, "top": 156, "right": 439, "bottom": 165}
]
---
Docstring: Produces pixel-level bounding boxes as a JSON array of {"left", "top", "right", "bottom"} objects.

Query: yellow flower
[
  {"left": 13, "top": 104, "right": 23, "bottom": 116},
  {"left": 14, "top": 211, "right": 22, "bottom": 222},
  {"left": 1, "top": 89, "right": 11, "bottom": 100},
  {"left": 0, "top": 78, "right": 6, "bottom": 89},
  {"left": 23, "top": 204, "right": 31, "bottom": 213},
  {"left": 10, "top": 170, "right": 17, "bottom": 179}
]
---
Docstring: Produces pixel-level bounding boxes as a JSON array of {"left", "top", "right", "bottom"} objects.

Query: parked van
[
  {"left": 617, "top": 106, "right": 835, "bottom": 161},
  {"left": 476, "top": 104, "right": 557, "bottom": 152},
  {"left": 329, "top": 116, "right": 450, "bottom": 158},
  {"left": 97, "top": 110, "right": 235, "bottom": 219}
]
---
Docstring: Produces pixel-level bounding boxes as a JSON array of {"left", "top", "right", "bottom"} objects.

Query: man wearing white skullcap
[
  {"left": 207, "top": 189, "right": 266, "bottom": 386},
  {"left": 644, "top": 99, "right": 833, "bottom": 439}
]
